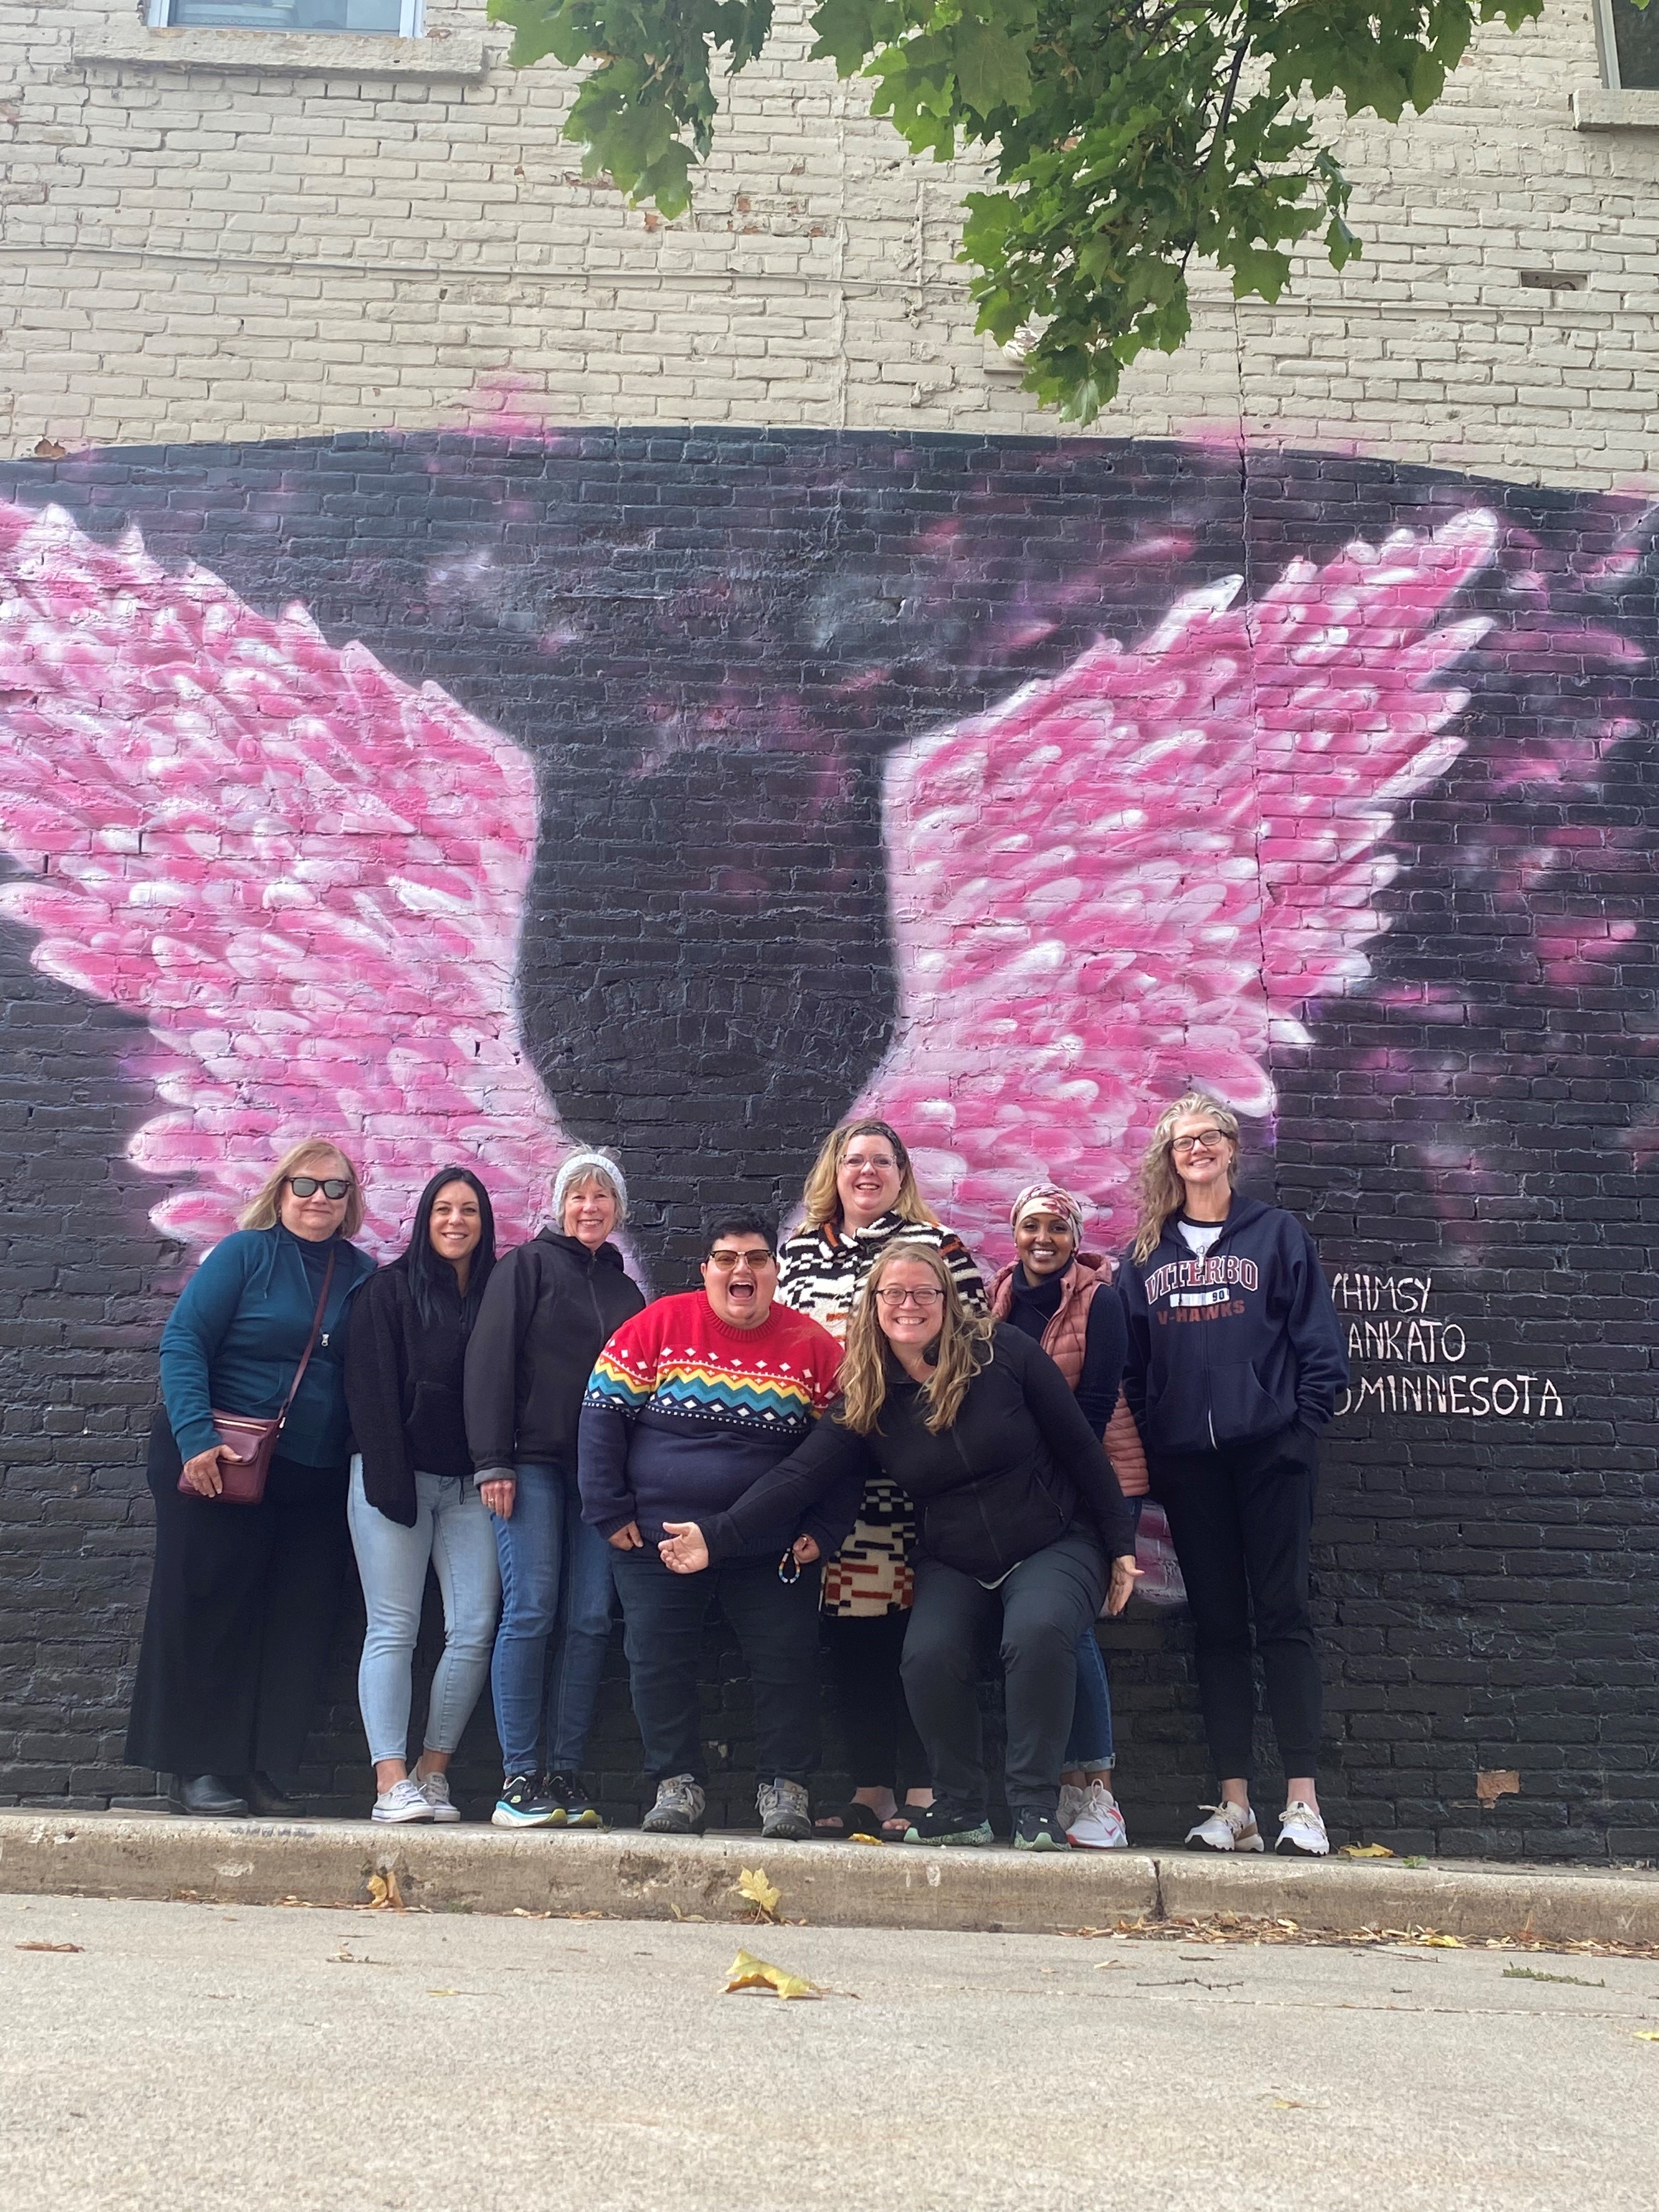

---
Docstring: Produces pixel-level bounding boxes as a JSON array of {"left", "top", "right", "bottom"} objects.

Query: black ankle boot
[
  {"left": 244, "top": 1771, "right": 305, "bottom": 1818},
  {"left": 172, "top": 1774, "right": 250, "bottom": 1818}
]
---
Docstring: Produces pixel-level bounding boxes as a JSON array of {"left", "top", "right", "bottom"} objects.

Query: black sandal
[
  {"left": 882, "top": 1802, "right": 932, "bottom": 1842},
  {"left": 814, "top": 1801, "right": 886, "bottom": 1841}
]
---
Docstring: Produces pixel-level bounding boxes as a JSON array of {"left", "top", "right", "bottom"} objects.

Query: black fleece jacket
[
  {"left": 1118, "top": 1195, "right": 1348, "bottom": 1458},
  {"left": 699, "top": 1324, "right": 1135, "bottom": 1582},
  {"left": 464, "top": 1230, "right": 645, "bottom": 1478},
  {"left": 343, "top": 1257, "right": 474, "bottom": 1525}
]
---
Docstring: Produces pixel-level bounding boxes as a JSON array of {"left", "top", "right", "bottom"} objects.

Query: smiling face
[
  {"left": 429, "top": 1178, "right": 483, "bottom": 1270},
  {"left": 1169, "top": 1111, "right": 1237, "bottom": 1204},
  {"left": 562, "top": 1176, "right": 619, "bottom": 1251},
  {"left": 836, "top": 1131, "right": 904, "bottom": 1229},
  {"left": 871, "top": 1251, "right": 946, "bottom": 1353},
  {"left": 702, "top": 1233, "right": 778, "bottom": 1329},
  {"left": 1014, "top": 1209, "right": 1076, "bottom": 1282},
  {"left": 278, "top": 1150, "right": 353, "bottom": 1242}
]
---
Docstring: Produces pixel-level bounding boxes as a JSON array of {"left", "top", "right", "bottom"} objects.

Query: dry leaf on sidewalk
[
  {"left": 15, "top": 1941, "right": 83, "bottom": 1954},
  {"left": 1634, "top": 2032, "right": 1659, "bottom": 2042},
  {"left": 723, "top": 1949, "right": 821, "bottom": 2000},
  {"left": 365, "top": 1870, "right": 406, "bottom": 1911},
  {"left": 1340, "top": 1843, "right": 1393, "bottom": 1858},
  {"left": 734, "top": 1867, "right": 782, "bottom": 1922},
  {"left": 1418, "top": 1933, "right": 1463, "bottom": 1948}
]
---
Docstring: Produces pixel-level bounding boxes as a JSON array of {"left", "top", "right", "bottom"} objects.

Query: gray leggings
[{"left": 900, "top": 1528, "right": 1107, "bottom": 1816}]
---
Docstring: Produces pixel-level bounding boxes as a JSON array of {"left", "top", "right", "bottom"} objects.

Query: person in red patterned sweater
[{"left": 578, "top": 1211, "right": 853, "bottom": 1840}]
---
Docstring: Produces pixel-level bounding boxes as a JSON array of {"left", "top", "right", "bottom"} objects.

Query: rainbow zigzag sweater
[{"left": 576, "top": 1291, "right": 852, "bottom": 1554}]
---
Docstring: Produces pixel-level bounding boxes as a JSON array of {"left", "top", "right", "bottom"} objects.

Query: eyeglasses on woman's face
[
  {"left": 875, "top": 1285, "right": 944, "bottom": 1310},
  {"left": 287, "top": 1175, "right": 351, "bottom": 1200},
  {"left": 706, "top": 1246, "right": 776, "bottom": 1272},
  {"left": 1170, "top": 1130, "right": 1228, "bottom": 1156}
]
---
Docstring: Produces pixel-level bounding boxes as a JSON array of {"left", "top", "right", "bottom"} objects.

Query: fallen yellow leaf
[
  {"left": 724, "top": 1949, "right": 820, "bottom": 2001},
  {"left": 846, "top": 1831, "right": 885, "bottom": 1845},
  {"left": 1634, "top": 2032, "right": 1659, "bottom": 2043},
  {"left": 735, "top": 1867, "right": 782, "bottom": 1921},
  {"left": 1340, "top": 1843, "right": 1394, "bottom": 1859},
  {"left": 365, "top": 1870, "right": 406, "bottom": 1911},
  {"left": 1419, "top": 1933, "right": 1463, "bottom": 1948}
]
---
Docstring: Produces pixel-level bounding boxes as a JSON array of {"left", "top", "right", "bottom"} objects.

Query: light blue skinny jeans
[
  {"left": 489, "top": 1459, "right": 616, "bottom": 1779},
  {"left": 1066, "top": 1497, "right": 1144, "bottom": 1771},
  {"left": 348, "top": 1459, "right": 502, "bottom": 1767}
]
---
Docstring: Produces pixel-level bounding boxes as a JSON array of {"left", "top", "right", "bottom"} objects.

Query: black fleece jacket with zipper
[
  {"left": 343, "top": 1256, "right": 476, "bottom": 1523},
  {"left": 1117, "top": 1195, "right": 1348, "bottom": 1458},
  {"left": 698, "top": 1324, "right": 1135, "bottom": 1582},
  {"left": 464, "top": 1229, "right": 645, "bottom": 1479}
]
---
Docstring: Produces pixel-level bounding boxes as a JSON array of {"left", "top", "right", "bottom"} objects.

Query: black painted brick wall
[{"left": 1, "top": 429, "right": 1654, "bottom": 1855}]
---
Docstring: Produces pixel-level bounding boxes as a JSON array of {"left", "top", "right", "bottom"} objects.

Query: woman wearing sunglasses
[
  {"left": 1118, "top": 1093, "right": 1349, "bottom": 1858},
  {"left": 774, "top": 1118, "right": 988, "bottom": 1842},
  {"left": 659, "top": 1239, "right": 1139, "bottom": 1850},
  {"left": 127, "top": 1138, "right": 376, "bottom": 1818}
]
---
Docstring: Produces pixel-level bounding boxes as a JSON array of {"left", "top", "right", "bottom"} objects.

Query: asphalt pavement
[{"left": 3, "top": 1892, "right": 1658, "bottom": 2210}]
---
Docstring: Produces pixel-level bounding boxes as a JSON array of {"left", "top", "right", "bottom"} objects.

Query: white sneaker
[
  {"left": 1186, "top": 1801, "right": 1265, "bottom": 1852},
  {"left": 1065, "top": 1780, "right": 1128, "bottom": 1850},
  {"left": 372, "top": 1777, "right": 435, "bottom": 1825},
  {"left": 1276, "top": 1799, "right": 1329, "bottom": 1856},
  {"left": 417, "top": 1771, "right": 461, "bottom": 1823}
]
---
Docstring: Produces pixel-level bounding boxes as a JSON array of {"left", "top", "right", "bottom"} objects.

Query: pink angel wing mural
[
  {"left": 0, "top": 499, "right": 568, "bottom": 1259},
  {"left": 856, "top": 511, "right": 1501, "bottom": 1262}
]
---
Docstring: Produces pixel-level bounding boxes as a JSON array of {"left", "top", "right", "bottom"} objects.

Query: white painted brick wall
[{"left": 2, "top": 0, "right": 1656, "bottom": 485}]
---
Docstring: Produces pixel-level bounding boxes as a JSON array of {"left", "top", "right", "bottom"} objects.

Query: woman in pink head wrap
[{"left": 989, "top": 1181, "right": 1149, "bottom": 1848}]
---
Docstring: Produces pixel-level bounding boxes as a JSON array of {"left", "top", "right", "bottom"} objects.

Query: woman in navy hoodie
[{"left": 1118, "top": 1093, "right": 1348, "bottom": 1859}]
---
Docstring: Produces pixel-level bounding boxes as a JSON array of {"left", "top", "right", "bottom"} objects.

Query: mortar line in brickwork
[{"left": 0, "top": 245, "right": 1622, "bottom": 325}]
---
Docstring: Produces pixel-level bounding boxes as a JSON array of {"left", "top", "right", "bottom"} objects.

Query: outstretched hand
[
  {"left": 1105, "top": 1553, "right": 1142, "bottom": 1617},
  {"left": 659, "top": 1521, "right": 710, "bottom": 1575}
]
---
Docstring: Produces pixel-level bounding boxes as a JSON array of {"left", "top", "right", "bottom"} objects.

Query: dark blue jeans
[
  {"left": 611, "top": 1544, "right": 822, "bottom": 1787},
  {"left": 489, "top": 1460, "right": 614, "bottom": 1778},
  {"left": 1065, "top": 1497, "right": 1143, "bottom": 1769}
]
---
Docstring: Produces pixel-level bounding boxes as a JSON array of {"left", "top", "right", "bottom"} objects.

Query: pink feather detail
[
  {"left": 0, "top": 499, "right": 567, "bottom": 1257},
  {"left": 856, "top": 511, "right": 1501, "bottom": 1260}
]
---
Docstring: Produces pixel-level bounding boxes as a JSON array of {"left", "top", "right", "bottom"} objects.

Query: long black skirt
[{"left": 125, "top": 1408, "right": 352, "bottom": 1782}]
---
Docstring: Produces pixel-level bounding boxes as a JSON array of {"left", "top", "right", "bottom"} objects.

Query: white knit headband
[{"left": 552, "top": 1149, "right": 627, "bottom": 1222}]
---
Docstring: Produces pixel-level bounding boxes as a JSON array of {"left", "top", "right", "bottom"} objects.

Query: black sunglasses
[{"left": 287, "top": 1175, "right": 351, "bottom": 1201}]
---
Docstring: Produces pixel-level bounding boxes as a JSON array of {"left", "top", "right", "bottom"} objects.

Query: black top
[
  {"left": 464, "top": 1228, "right": 646, "bottom": 1476},
  {"left": 343, "top": 1256, "right": 474, "bottom": 1523},
  {"left": 700, "top": 1323, "right": 1134, "bottom": 1582},
  {"left": 1001, "top": 1262, "right": 1127, "bottom": 1439}
]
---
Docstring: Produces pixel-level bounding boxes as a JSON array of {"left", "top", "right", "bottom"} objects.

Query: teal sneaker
[
  {"left": 904, "top": 1800, "right": 994, "bottom": 1847},
  {"left": 491, "top": 1772, "right": 560, "bottom": 1828}
]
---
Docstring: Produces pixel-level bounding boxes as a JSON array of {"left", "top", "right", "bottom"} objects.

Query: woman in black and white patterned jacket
[{"left": 775, "top": 1118, "right": 987, "bottom": 1841}]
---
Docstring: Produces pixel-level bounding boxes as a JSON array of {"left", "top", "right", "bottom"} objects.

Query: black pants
[
  {"left": 1152, "top": 1421, "right": 1322, "bottom": 1781},
  {"left": 900, "top": 1529, "right": 1106, "bottom": 1818},
  {"left": 125, "top": 1408, "right": 352, "bottom": 1782},
  {"left": 821, "top": 1610, "right": 928, "bottom": 1795},
  {"left": 611, "top": 1545, "right": 822, "bottom": 1787}
]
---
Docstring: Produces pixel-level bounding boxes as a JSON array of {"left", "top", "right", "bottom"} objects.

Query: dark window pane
[
  {"left": 1610, "top": 0, "right": 1659, "bottom": 87},
  {"left": 165, "top": 0, "right": 407, "bottom": 30}
]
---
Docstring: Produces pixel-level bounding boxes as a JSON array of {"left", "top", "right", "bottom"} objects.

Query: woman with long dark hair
[
  {"left": 661, "top": 1240, "right": 1139, "bottom": 1850},
  {"left": 775, "top": 1117, "right": 986, "bottom": 1841},
  {"left": 343, "top": 1167, "right": 501, "bottom": 1822},
  {"left": 127, "top": 1137, "right": 376, "bottom": 1818},
  {"left": 1119, "top": 1092, "right": 1349, "bottom": 1857}
]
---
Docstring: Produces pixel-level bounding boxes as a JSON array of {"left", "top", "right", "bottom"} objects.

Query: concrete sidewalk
[{"left": 2, "top": 1808, "right": 1655, "bottom": 1946}]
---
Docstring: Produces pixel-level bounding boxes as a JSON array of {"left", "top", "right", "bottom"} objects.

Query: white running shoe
[
  {"left": 1186, "top": 1801, "right": 1265, "bottom": 1852},
  {"left": 372, "top": 1777, "right": 435, "bottom": 1825},
  {"left": 417, "top": 1771, "right": 461, "bottom": 1823},
  {"left": 1276, "top": 1800, "right": 1330, "bottom": 1856},
  {"left": 1065, "top": 1780, "right": 1129, "bottom": 1850},
  {"left": 1057, "top": 1782, "right": 1085, "bottom": 1833}
]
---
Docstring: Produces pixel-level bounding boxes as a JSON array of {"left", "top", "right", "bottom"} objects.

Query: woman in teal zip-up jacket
[{"left": 126, "top": 1138, "right": 375, "bottom": 1820}]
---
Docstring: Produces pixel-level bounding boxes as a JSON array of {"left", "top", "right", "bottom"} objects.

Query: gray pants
[{"left": 900, "top": 1528, "right": 1107, "bottom": 1816}]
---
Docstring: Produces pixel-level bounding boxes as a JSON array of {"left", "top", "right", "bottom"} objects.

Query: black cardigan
[
  {"left": 701, "top": 1324, "right": 1135, "bottom": 1582},
  {"left": 343, "top": 1257, "right": 476, "bottom": 1523}
]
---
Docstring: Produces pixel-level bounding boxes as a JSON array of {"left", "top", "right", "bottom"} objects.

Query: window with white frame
[
  {"left": 146, "top": 0, "right": 422, "bottom": 31},
  {"left": 1598, "top": 0, "right": 1659, "bottom": 87}
]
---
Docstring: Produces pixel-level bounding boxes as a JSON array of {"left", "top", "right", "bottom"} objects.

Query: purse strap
[{"left": 275, "top": 1244, "right": 340, "bottom": 1434}]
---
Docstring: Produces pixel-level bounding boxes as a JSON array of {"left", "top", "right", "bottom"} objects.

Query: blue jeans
[
  {"left": 489, "top": 1459, "right": 615, "bottom": 1778},
  {"left": 348, "top": 1460, "right": 501, "bottom": 1766},
  {"left": 1066, "top": 1498, "right": 1143, "bottom": 1771}
]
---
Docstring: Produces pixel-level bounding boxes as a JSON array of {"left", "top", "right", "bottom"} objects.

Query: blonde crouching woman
[
  {"left": 775, "top": 1117, "right": 986, "bottom": 1842},
  {"left": 1118, "top": 1093, "right": 1348, "bottom": 1859},
  {"left": 660, "top": 1240, "right": 1138, "bottom": 1851}
]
